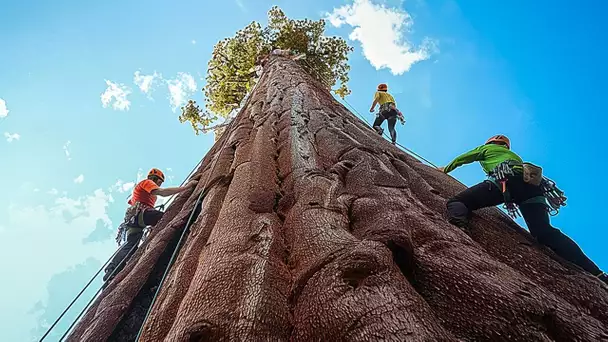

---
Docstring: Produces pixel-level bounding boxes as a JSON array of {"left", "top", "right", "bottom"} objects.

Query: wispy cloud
[
  {"left": 63, "top": 141, "right": 72, "bottom": 161},
  {"left": 133, "top": 71, "right": 161, "bottom": 98},
  {"left": 0, "top": 98, "right": 9, "bottom": 118},
  {"left": 191, "top": 40, "right": 197, "bottom": 45},
  {"left": 167, "top": 72, "right": 197, "bottom": 112},
  {"left": 112, "top": 179, "right": 135, "bottom": 193},
  {"left": 327, "top": 0, "right": 436, "bottom": 75},
  {"left": 47, "top": 188, "right": 59, "bottom": 195},
  {"left": 235, "top": 0, "right": 246, "bottom": 12},
  {"left": 100, "top": 80, "right": 131, "bottom": 111},
  {"left": 73, "top": 174, "right": 84, "bottom": 184},
  {"left": 4, "top": 132, "right": 20, "bottom": 142}
]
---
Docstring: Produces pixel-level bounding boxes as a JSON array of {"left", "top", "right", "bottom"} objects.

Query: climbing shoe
[
  {"left": 448, "top": 217, "right": 471, "bottom": 233},
  {"left": 373, "top": 126, "right": 384, "bottom": 135}
]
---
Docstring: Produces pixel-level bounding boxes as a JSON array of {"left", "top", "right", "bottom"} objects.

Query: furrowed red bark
[{"left": 68, "top": 55, "right": 608, "bottom": 342}]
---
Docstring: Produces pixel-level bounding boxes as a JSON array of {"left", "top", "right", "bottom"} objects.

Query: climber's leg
[
  {"left": 447, "top": 181, "right": 504, "bottom": 228},
  {"left": 140, "top": 208, "right": 164, "bottom": 227},
  {"left": 104, "top": 231, "right": 144, "bottom": 281},
  {"left": 372, "top": 113, "right": 386, "bottom": 135},
  {"left": 387, "top": 115, "right": 397, "bottom": 144},
  {"left": 519, "top": 203, "right": 602, "bottom": 276}
]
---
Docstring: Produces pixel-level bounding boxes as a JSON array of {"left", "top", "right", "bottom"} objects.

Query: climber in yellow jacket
[
  {"left": 369, "top": 83, "right": 405, "bottom": 145},
  {"left": 439, "top": 135, "right": 608, "bottom": 285}
]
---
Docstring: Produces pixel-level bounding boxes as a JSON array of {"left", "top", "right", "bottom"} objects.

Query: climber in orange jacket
[
  {"left": 369, "top": 83, "right": 405, "bottom": 145},
  {"left": 439, "top": 135, "right": 608, "bottom": 286},
  {"left": 103, "top": 168, "right": 197, "bottom": 282}
]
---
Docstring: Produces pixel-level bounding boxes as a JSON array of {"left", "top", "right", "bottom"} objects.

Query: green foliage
[{"left": 181, "top": 6, "right": 353, "bottom": 134}]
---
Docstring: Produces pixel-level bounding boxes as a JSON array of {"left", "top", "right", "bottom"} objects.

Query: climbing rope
[
  {"left": 37, "top": 248, "right": 121, "bottom": 341},
  {"left": 39, "top": 242, "right": 140, "bottom": 342}
]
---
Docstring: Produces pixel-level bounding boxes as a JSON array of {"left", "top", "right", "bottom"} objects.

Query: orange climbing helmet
[
  {"left": 377, "top": 83, "right": 388, "bottom": 91},
  {"left": 148, "top": 168, "right": 165, "bottom": 182},
  {"left": 485, "top": 135, "right": 511, "bottom": 149}
]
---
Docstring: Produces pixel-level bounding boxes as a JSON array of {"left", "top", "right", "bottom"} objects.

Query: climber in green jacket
[{"left": 439, "top": 135, "right": 608, "bottom": 285}]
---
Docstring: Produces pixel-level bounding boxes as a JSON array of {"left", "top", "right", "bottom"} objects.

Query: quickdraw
[
  {"left": 488, "top": 160, "right": 520, "bottom": 218},
  {"left": 489, "top": 161, "right": 567, "bottom": 219},
  {"left": 540, "top": 177, "right": 567, "bottom": 216}
]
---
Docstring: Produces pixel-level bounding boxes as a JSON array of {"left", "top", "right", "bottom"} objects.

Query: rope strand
[{"left": 56, "top": 242, "right": 140, "bottom": 341}]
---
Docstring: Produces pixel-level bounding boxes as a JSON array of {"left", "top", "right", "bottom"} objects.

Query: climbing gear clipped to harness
[
  {"left": 489, "top": 160, "right": 567, "bottom": 218},
  {"left": 148, "top": 168, "right": 165, "bottom": 182},
  {"left": 489, "top": 160, "right": 521, "bottom": 218},
  {"left": 540, "top": 177, "right": 567, "bottom": 216},
  {"left": 114, "top": 202, "right": 155, "bottom": 245},
  {"left": 485, "top": 135, "right": 511, "bottom": 149}
]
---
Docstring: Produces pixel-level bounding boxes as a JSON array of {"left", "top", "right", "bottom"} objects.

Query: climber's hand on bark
[{"left": 186, "top": 179, "right": 198, "bottom": 188}]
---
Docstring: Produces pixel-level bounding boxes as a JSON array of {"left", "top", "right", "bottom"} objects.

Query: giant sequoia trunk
[{"left": 67, "top": 55, "right": 608, "bottom": 341}]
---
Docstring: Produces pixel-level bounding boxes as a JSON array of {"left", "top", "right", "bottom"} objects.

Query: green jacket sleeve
[{"left": 444, "top": 146, "right": 485, "bottom": 173}]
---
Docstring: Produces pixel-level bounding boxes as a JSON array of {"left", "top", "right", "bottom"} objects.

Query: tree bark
[{"left": 67, "top": 55, "right": 608, "bottom": 342}]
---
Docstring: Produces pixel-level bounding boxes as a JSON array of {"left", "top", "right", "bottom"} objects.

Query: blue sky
[{"left": 1, "top": 0, "right": 606, "bottom": 340}]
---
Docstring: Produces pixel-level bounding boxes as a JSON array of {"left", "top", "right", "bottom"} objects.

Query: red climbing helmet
[
  {"left": 485, "top": 135, "right": 511, "bottom": 149},
  {"left": 377, "top": 83, "right": 388, "bottom": 91},
  {"left": 148, "top": 168, "right": 165, "bottom": 182}
]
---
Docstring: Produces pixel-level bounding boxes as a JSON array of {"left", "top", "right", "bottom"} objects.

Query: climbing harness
[
  {"left": 489, "top": 161, "right": 567, "bottom": 218},
  {"left": 488, "top": 160, "right": 521, "bottom": 218},
  {"left": 378, "top": 102, "right": 405, "bottom": 125}
]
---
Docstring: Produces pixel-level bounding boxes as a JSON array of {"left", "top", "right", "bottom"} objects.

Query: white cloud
[
  {"left": 63, "top": 140, "right": 72, "bottom": 161},
  {"left": 112, "top": 179, "right": 135, "bottom": 193},
  {"left": 0, "top": 189, "right": 115, "bottom": 341},
  {"left": 191, "top": 40, "right": 197, "bottom": 45},
  {"left": 4, "top": 132, "right": 20, "bottom": 142},
  {"left": 133, "top": 71, "right": 161, "bottom": 97},
  {"left": 74, "top": 174, "right": 84, "bottom": 184},
  {"left": 0, "top": 98, "right": 9, "bottom": 118},
  {"left": 100, "top": 80, "right": 131, "bottom": 111},
  {"left": 167, "top": 72, "right": 197, "bottom": 112},
  {"left": 48, "top": 188, "right": 59, "bottom": 195},
  {"left": 327, "top": 0, "right": 436, "bottom": 75}
]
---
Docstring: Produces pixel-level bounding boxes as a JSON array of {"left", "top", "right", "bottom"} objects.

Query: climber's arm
[
  {"left": 369, "top": 99, "right": 379, "bottom": 113},
  {"left": 442, "top": 146, "right": 485, "bottom": 174},
  {"left": 151, "top": 180, "right": 198, "bottom": 197}
]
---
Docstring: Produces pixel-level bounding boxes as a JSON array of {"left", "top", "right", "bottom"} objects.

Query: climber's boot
[
  {"left": 102, "top": 268, "right": 115, "bottom": 282},
  {"left": 448, "top": 216, "right": 471, "bottom": 233},
  {"left": 373, "top": 126, "right": 384, "bottom": 135}
]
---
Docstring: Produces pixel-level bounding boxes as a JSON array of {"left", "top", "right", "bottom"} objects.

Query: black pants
[
  {"left": 104, "top": 209, "right": 164, "bottom": 280},
  {"left": 447, "top": 177, "right": 602, "bottom": 275},
  {"left": 373, "top": 110, "right": 398, "bottom": 143}
]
